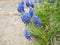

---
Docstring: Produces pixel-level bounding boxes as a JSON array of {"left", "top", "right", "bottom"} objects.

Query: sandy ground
[{"left": 0, "top": 0, "right": 29, "bottom": 45}]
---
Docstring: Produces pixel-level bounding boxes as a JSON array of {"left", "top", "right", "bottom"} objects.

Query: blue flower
[
  {"left": 37, "top": 0, "right": 42, "bottom": 3},
  {"left": 32, "top": 15, "right": 42, "bottom": 27},
  {"left": 21, "top": 0, "right": 24, "bottom": 4},
  {"left": 30, "top": 2, "right": 34, "bottom": 8},
  {"left": 29, "top": 8, "right": 34, "bottom": 18},
  {"left": 17, "top": 2, "right": 24, "bottom": 13},
  {"left": 26, "top": 0, "right": 30, "bottom": 7},
  {"left": 21, "top": 13, "right": 31, "bottom": 24},
  {"left": 50, "top": 0, "right": 54, "bottom": 3},
  {"left": 24, "top": 29, "right": 31, "bottom": 40}
]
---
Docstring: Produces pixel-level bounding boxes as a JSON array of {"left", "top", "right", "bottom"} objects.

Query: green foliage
[
  {"left": 30, "top": 40, "right": 41, "bottom": 45},
  {"left": 57, "top": 37, "right": 60, "bottom": 41},
  {"left": 27, "top": 0, "right": 60, "bottom": 45},
  {"left": 27, "top": 22, "right": 48, "bottom": 42}
]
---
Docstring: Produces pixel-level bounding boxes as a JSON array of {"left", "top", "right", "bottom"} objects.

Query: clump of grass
[{"left": 27, "top": 0, "right": 60, "bottom": 45}]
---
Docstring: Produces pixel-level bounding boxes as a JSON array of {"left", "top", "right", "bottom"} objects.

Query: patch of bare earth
[{"left": 0, "top": 0, "right": 29, "bottom": 45}]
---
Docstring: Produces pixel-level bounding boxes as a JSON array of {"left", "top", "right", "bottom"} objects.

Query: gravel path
[{"left": 0, "top": 0, "right": 29, "bottom": 45}]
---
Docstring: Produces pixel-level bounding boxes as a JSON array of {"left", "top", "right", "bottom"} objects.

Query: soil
[{"left": 0, "top": 0, "right": 29, "bottom": 45}]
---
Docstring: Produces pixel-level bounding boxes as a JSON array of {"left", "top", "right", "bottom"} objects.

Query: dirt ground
[{"left": 0, "top": 0, "right": 29, "bottom": 45}]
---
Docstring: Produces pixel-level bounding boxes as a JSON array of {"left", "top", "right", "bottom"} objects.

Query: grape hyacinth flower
[
  {"left": 30, "top": 2, "right": 34, "bottom": 8},
  {"left": 26, "top": 0, "right": 30, "bottom": 7},
  {"left": 29, "top": 8, "right": 34, "bottom": 18},
  {"left": 50, "top": 0, "right": 54, "bottom": 3},
  {"left": 37, "top": 0, "right": 42, "bottom": 3},
  {"left": 24, "top": 29, "right": 31, "bottom": 40},
  {"left": 21, "top": 13, "right": 31, "bottom": 24},
  {"left": 21, "top": 0, "right": 24, "bottom": 4},
  {"left": 32, "top": 15, "right": 42, "bottom": 27},
  {"left": 17, "top": 2, "right": 24, "bottom": 13}
]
